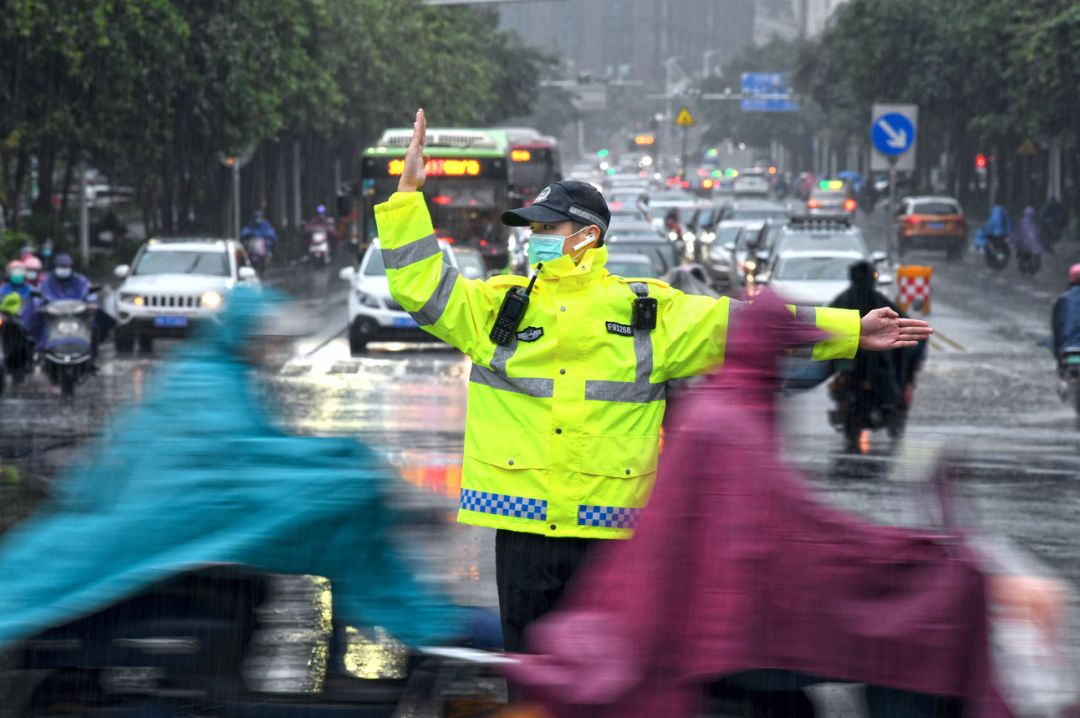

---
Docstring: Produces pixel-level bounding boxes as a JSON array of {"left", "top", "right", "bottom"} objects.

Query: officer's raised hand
[
  {"left": 398, "top": 108, "right": 427, "bottom": 193},
  {"left": 859, "top": 307, "right": 932, "bottom": 351}
]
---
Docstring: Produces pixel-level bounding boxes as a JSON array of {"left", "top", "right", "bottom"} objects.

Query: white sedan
[{"left": 760, "top": 249, "right": 872, "bottom": 306}]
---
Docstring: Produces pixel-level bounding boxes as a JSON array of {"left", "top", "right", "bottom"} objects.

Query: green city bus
[{"left": 359, "top": 127, "right": 511, "bottom": 269}]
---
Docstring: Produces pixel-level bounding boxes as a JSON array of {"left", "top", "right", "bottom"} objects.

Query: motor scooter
[
  {"left": 982, "top": 233, "right": 1010, "bottom": 271},
  {"left": 827, "top": 358, "right": 909, "bottom": 449},
  {"left": 243, "top": 235, "right": 271, "bottom": 273},
  {"left": 35, "top": 288, "right": 111, "bottom": 397},
  {"left": 307, "top": 228, "right": 332, "bottom": 266}
]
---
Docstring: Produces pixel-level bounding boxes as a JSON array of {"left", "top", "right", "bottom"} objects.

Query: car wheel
[
  {"left": 138, "top": 335, "right": 154, "bottom": 354},
  {"left": 348, "top": 320, "right": 369, "bottom": 356},
  {"left": 114, "top": 330, "right": 135, "bottom": 354}
]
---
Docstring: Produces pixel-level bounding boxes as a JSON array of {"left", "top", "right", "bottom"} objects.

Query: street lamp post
[{"left": 702, "top": 49, "right": 719, "bottom": 79}]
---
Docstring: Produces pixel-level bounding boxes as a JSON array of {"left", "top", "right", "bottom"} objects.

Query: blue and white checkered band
[
  {"left": 460, "top": 489, "right": 548, "bottom": 521},
  {"left": 577, "top": 504, "right": 642, "bottom": 529}
]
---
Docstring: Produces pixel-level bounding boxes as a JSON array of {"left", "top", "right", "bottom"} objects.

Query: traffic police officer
[{"left": 376, "top": 110, "right": 933, "bottom": 652}]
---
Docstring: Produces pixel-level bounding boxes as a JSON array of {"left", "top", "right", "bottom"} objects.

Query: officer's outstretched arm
[
  {"left": 656, "top": 290, "right": 861, "bottom": 381},
  {"left": 375, "top": 192, "right": 501, "bottom": 363}
]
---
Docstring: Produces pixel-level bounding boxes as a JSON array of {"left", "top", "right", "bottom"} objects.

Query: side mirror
[
  {"left": 339, "top": 266, "right": 356, "bottom": 282},
  {"left": 871, "top": 251, "right": 888, "bottom": 263},
  {"left": 114, "top": 264, "right": 130, "bottom": 278},
  {"left": 877, "top": 273, "right": 894, "bottom": 286},
  {"left": 238, "top": 266, "right": 257, "bottom": 280}
]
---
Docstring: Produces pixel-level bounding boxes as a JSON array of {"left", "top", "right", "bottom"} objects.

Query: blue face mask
[
  {"left": 9, "top": 273, "right": 25, "bottom": 286},
  {"left": 527, "top": 234, "right": 566, "bottom": 265},
  {"left": 528, "top": 227, "right": 594, "bottom": 266}
]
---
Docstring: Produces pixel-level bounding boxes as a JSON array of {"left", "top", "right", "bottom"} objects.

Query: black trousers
[{"left": 494, "top": 529, "right": 598, "bottom": 653}]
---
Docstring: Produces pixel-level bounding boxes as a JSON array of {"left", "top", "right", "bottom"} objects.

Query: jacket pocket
[
  {"left": 579, "top": 434, "right": 658, "bottom": 478},
  {"left": 464, "top": 422, "right": 549, "bottom": 470}
]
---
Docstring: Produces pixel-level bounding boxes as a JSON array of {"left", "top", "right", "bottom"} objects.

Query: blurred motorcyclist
[
  {"left": 304, "top": 203, "right": 340, "bottom": 256},
  {"left": 1039, "top": 195, "right": 1067, "bottom": 248},
  {"left": 22, "top": 254, "right": 43, "bottom": 287},
  {"left": 1, "top": 260, "right": 32, "bottom": 306},
  {"left": 39, "top": 253, "right": 94, "bottom": 302},
  {"left": 1051, "top": 263, "right": 1080, "bottom": 363},
  {"left": 241, "top": 209, "right": 278, "bottom": 249},
  {"left": 975, "top": 201, "right": 1013, "bottom": 252},
  {"left": 830, "top": 261, "right": 926, "bottom": 418},
  {"left": 1013, "top": 206, "right": 1045, "bottom": 255}
]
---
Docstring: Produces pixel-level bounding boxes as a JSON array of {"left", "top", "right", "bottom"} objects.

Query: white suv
[
  {"left": 339, "top": 238, "right": 459, "bottom": 355},
  {"left": 112, "top": 238, "right": 259, "bottom": 353}
]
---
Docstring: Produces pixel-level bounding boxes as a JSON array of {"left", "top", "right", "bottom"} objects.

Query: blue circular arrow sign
[{"left": 871, "top": 112, "right": 915, "bottom": 156}]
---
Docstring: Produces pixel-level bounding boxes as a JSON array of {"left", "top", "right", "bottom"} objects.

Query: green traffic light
[
  {"left": 706, "top": 148, "right": 718, "bottom": 158},
  {"left": 597, "top": 149, "right": 609, "bottom": 158}
]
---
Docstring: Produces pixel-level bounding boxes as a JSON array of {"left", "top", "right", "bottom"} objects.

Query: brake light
[
  {"left": 703, "top": 179, "right": 714, "bottom": 189},
  {"left": 610, "top": 201, "right": 623, "bottom": 210},
  {"left": 906, "top": 215, "right": 919, "bottom": 226},
  {"left": 697, "top": 169, "right": 707, "bottom": 177},
  {"left": 440, "top": 235, "right": 456, "bottom": 244},
  {"left": 479, "top": 239, "right": 487, "bottom": 247},
  {"left": 681, "top": 180, "right": 690, "bottom": 188},
  {"left": 807, "top": 199, "right": 821, "bottom": 209},
  {"left": 844, "top": 198, "right": 857, "bottom": 212},
  {"left": 432, "top": 195, "right": 451, "bottom": 205}
]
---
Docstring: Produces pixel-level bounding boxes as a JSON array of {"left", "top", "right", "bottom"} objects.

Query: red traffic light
[{"left": 975, "top": 154, "right": 988, "bottom": 169}]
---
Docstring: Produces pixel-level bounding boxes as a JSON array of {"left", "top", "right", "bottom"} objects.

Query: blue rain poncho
[{"left": 0, "top": 287, "right": 464, "bottom": 647}]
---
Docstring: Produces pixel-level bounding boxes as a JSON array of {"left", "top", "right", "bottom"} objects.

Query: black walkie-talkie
[{"left": 489, "top": 266, "right": 541, "bottom": 346}]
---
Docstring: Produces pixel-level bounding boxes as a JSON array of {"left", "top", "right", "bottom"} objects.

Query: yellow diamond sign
[{"left": 674, "top": 107, "right": 696, "bottom": 127}]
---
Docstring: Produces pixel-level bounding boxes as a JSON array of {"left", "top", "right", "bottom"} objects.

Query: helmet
[
  {"left": 22, "top": 255, "right": 42, "bottom": 272},
  {"left": 1069, "top": 263, "right": 1080, "bottom": 286},
  {"left": 6, "top": 259, "right": 25, "bottom": 275},
  {"left": 253, "top": 210, "right": 263, "bottom": 222},
  {"left": 54, "top": 253, "right": 74, "bottom": 268}
]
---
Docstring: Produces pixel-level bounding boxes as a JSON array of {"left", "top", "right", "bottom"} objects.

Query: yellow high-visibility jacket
[{"left": 375, "top": 192, "right": 860, "bottom": 539}]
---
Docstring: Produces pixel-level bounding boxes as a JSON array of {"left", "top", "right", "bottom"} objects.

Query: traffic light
[
  {"left": 597, "top": 149, "right": 609, "bottom": 158},
  {"left": 975, "top": 154, "right": 987, "bottom": 169}
]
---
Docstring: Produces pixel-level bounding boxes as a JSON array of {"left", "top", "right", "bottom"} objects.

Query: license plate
[
  {"left": 1065, "top": 355, "right": 1080, "bottom": 365},
  {"left": 392, "top": 316, "right": 417, "bottom": 329},
  {"left": 154, "top": 316, "right": 189, "bottom": 328},
  {"left": 928, "top": 222, "right": 946, "bottom": 229}
]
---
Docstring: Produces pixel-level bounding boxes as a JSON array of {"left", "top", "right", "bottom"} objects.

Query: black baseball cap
[{"left": 501, "top": 180, "right": 610, "bottom": 234}]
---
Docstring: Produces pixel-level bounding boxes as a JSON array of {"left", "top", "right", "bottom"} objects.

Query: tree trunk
[
  {"left": 58, "top": 146, "right": 77, "bottom": 224},
  {"left": 32, "top": 147, "right": 57, "bottom": 217}
]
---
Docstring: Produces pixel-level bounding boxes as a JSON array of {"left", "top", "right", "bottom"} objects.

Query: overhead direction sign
[
  {"left": 740, "top": 72, "right": 799, "bottom": 112},
  {"left": 870, "top": 104, "right": 918, "bottom": 172},
  {"left": 674, "top": 107, "right": 696, "bottom": 127}
]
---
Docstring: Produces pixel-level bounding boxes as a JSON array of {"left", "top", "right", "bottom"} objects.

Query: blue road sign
[
  {"left": 871, "top": 112, "right": 915, "bottom": 156},
  {"left": 741, "top": 72, "right": 799, "bottom": 113}
]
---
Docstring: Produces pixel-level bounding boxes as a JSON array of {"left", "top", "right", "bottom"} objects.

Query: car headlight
[
  {"left": 356, "top": 290, "right": 381, "bottom": 309},
  {"left": 685, "top": 232, "right": 696, "bottom": 242},
  {"left": 119, "top": 292, "right": 144, "bottom": 306},
  {"left": 200, "top": 291, "right": 224, "bottom": 309},
  {"left": 668, "top": 231, "right": 679, "bottom": 241}
]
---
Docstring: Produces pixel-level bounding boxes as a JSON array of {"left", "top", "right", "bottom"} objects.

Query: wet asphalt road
[{"left": 2, "top": 206, "right": 1080, "bottom": 709}]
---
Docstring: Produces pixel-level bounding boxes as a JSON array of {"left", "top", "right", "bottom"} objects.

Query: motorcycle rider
[
  {"left": 303, "top": 203, "right": 340, "bottom": 257},
  {"left": 0, "top": 261, "right": 36, "bottom": 380},
  {"left": 1, "top": 260, "right": 33, "bottom": 306},
  {"left": 829, "top": 261, "right": 926, "bottom": 442},
  {"left": 975, "top": 199, "right": 1013, "bottom": 253},
  {"left": 1051, "top": 263, "right": 1080, "bottom": 364},
  {"left": 22, "top": 254, "right": 43, "bottom": 287},
  {"left": 240, "top": 210, "right": 278, "bottom": 264},
  {"left": 1039, "top": 195, "right": 1067, "bottom": 248},
  {"left": 1013, "top": 205, "right": 1045, "bottom": 258},
  {"left": 39, "top": 253, "right": 94, "bottom": 302}
]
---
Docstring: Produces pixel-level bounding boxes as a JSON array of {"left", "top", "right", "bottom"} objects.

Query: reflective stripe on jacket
[{"left": 375, "top": 192, "right": 860, "bottom": 539}]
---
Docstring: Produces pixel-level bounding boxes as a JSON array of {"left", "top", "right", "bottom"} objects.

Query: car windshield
[
  {"left": 605, "top": 255, "right": 657, "bottom": 278},
  {"left": 454, "top": 251, "right": 486, "bottom": 280},
  {"left": 133, "top": 250, "right": 228, "bottom": 276},
  {"left": 365, "top": 246, "right": 453, "bottom": 276},
  {"left": 778, "top": 231, "right": 865, "bottom": 254},
  {"left": 731, "top": 209, "right": 789, "bottom": 221},
  {"left": 912, "top": 201, "right": 960, "bottom": 215},
  {"left": 716, "top": 225, "right": 743, "bottom": 245},
  {"left": 775, "top": 255, "right": 858, "bottom": 281}
]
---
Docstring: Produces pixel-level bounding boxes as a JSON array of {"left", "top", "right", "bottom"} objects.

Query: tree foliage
[{"left": 0, "top": 0, "right": 550, "bottom": 238}]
